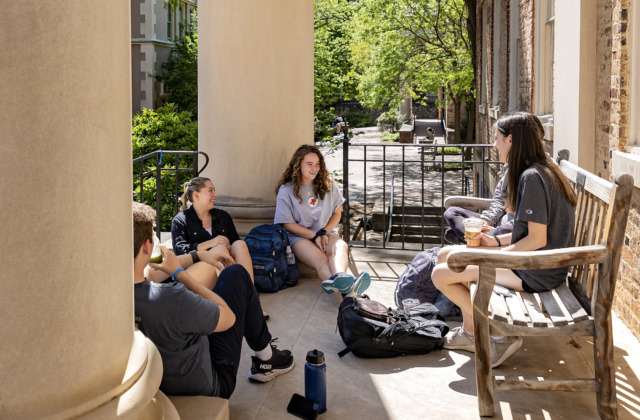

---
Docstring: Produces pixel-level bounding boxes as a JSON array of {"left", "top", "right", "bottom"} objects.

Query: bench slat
[
  {"left": 489, "top": 292, "right": 509, "bottom": 323},
  {"left": 520, "top": 292, "right": 550, "bottom": 327},
  {"left": 538, "top": 290, "right": 569, "bottom": 326},
  {"left": 555, "top": 283, "right": 589, "bottom": 322},
  {"left": 504, "top": 291, "right": 528, "bottom": 326}
]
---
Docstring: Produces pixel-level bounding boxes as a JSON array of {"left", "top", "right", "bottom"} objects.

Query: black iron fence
[
  {"left": 133, "top": 150, "right": 209, "bottom": 239},
  {"left": 342, "top": 137, "right": 500, "bottom": 250}
]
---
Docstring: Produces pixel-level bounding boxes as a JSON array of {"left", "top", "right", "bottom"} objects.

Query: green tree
[
  {"left": 314, "top": 0, "right": 359, "bottom": 108},
  {"left": 156, "top": 11, "right": 198, "bottom": 116},
  {"left": 350, "top": 0, "right": 474, "bottom": 143},
  {"left": 132, "top": 103, "right": 198, "bottom": 230}
]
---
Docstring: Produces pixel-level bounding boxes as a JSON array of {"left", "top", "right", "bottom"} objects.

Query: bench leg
[
  {"left": 474, "top": 268, "right": 495, "bottom": 417},
  {"left": 594, "top": 313, "right": 618, "bottom": 420}
]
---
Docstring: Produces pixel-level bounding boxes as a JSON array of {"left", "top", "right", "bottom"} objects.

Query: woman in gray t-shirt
[
  {"left": 274, "top": 145, "right": 350, "bottom": 285},
  {"left": 431, "top": 112, "right": 578, "bottom": 367}
]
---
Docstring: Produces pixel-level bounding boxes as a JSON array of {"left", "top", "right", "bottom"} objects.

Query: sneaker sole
[
  {"left": 492, "top": 337, "right": 523, "bottom": 368},
  {"left": 350, "top": 272, "right": 371, "bottom": 296},
  {"left": 321, "top": 275, "right": 355, "bottom": 294},
  {"left": 248, "top": 361, "right": 295, "bottom": 383},
  {"left": 443, "top": 343, "right": 475, "bottom": 352}
]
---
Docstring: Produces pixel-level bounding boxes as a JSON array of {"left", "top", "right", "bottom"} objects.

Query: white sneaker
[{"left": 443, "top": 326, "right": 475, "bottom": 352}]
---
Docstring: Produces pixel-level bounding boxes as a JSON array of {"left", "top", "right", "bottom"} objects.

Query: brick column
[
  {"left": 0, "top": 2, "right": 175, "bottom": 418},
  {"left": 198, "top": 0, "right": 314, "bottom": 233}
]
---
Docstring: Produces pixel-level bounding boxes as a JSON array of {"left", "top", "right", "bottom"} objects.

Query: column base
[{"left": 215, "top": 196, "right": 276, "bottom": 236}]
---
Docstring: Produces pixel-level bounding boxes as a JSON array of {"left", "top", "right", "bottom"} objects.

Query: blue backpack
[{"left": 245, "top": 224, "right": 298, "bottom": 293}]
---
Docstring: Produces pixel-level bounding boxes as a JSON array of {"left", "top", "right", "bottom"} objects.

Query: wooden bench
[{"left": 446, "top": 150, "right": 634, "bottom": 419}]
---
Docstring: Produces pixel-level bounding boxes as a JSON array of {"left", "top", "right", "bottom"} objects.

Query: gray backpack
[{"left": 394, "top": 247, "right": 457, "bottom": 317}]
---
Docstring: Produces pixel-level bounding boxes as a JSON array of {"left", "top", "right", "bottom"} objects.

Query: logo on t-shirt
[
  {"left": 526, "top": 209, "right": 533, "bottom": 214},
  {"left": 308, "top": 197, "right": 318, "bottom": 207}
]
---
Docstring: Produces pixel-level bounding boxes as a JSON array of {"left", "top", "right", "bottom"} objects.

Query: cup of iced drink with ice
[{"left": 463, "top": 218, "right": 483, "bottom": 247}]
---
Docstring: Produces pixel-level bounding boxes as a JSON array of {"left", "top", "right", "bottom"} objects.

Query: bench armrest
[
  {"left": 444, "top": 196, "right": 493, "bottom": 210},
  {"left": 446, "top": 244, "right": 607, "bottom": 272}
]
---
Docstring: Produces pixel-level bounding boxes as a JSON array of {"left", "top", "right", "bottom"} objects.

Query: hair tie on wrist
[
  {"left": 493, "top": 235, "right": 502, "bottom": 247},
  {"left": 172, "top": 267, "right": 185, "bottom": 281}
]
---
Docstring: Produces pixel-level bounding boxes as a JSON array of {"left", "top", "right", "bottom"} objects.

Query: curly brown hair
[{"left": 275, "top": 145, "right": 332, "bottom": 202}]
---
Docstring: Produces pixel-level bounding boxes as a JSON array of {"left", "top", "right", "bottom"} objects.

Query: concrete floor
[{"left": 229, "top": 248, "right": 640, "bottom": 420}]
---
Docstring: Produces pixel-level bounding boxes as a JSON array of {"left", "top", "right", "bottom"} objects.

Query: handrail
[
  {"left": 133, "top": 149, "right": 209, "bottom": 239},
  {"left": 386, "top": 175, "right": 395, "bottom": 244}
]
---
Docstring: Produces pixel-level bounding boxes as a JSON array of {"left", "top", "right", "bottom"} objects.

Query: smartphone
[
  {"left": 493, "top": 284, "right": 513, "bottom": 297},
  {"left": 287, "top": 393, "right": 320, "bottom": 420}
]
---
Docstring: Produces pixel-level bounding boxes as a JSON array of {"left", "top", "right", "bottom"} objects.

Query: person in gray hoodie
[{"left": 443, "top": 164, "right": 514, "bottom": 245}]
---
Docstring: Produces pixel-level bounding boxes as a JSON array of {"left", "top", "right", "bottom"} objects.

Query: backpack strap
[{"left": 338, "top": 337, "right": 379, "bottom": 358}]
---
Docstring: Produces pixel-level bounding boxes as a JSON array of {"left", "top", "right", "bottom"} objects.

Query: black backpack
[
  {"left": 337, "top": 296, "right": 449, "bottom": 358},
  {"left": 245, "top": 224, "right": 298, "bottom": 293}
]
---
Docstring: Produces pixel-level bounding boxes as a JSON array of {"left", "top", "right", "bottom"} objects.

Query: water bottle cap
[{"left": 306, "top": 349, "right": 325, "bottom": 364}]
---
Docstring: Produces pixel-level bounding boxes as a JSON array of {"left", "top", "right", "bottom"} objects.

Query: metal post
[{"left": 342, "top": 124, "right": 350, "bottom": 243}]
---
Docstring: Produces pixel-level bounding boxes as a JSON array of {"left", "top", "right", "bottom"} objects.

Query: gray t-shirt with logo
[
  {"left": 274, "top": 181, "right": 344, "bottom": 245},
  {"left": 511, "top": 165, "right": 575, "bottom": 292},
  {"left": 134, "top": 280, "right": 220, "bottom": 396}
]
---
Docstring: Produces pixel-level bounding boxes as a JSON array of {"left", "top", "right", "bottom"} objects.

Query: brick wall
[{"left": 600, "top": 0, "right": 640, "bottom": 338}]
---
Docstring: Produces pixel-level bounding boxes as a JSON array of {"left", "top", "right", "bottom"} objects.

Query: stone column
[
  {"left": 0, "top": 2, "right": 174, "bottom": 418},
  {"left": 198, "top": 0, "right": 314, "bottom": 233}
]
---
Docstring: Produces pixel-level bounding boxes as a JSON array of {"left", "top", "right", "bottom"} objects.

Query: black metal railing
[
  {"left": 342, "top": 137, "right": 501, "bottom": 250},
  {"left": 133, "top": 150, "right": 209, "bottom": 239}
]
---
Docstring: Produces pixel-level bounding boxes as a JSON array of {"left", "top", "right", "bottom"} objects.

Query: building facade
[
  {"left": 474, "top": 0, "right": 640, "bottom": 339},
  {"left": 131, "top": 0, "right": 197, "bottom": 114}
]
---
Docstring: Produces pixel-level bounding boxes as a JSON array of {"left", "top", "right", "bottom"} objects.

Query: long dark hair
[
  {"left": 275, "top": 145, "right": 331, "bottom": 202},
  {"left": 495, "top": 112, "right": 577, "bottom": 212}
]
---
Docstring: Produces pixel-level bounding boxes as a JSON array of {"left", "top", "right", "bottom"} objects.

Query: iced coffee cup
[{"left": 463, "top": 218, "right": 483, "bottom": 247}]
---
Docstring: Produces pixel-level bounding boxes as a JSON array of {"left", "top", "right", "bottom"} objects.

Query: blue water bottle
[{"left": 305, "top": 349, "right": 327, "bottom": 413}]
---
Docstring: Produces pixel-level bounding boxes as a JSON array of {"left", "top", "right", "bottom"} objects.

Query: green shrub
[
  {"left": 314, "top": 108, "right": 339, "bottom": 143},
  {"left": 377, "top": 109, "right": 407, "bottom": 132},
  {"left": 342, "top": 112, "right": 376, "bottom": 128},
  {"left": 132, "top": 103, "right": 198, "bottom": 230},
  {"left": 381, "top": 132, "right": 399, "bottom": 142}
]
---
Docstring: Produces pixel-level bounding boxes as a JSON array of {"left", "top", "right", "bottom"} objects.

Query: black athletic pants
[{"left": 208, "top": 264, "right": 271, "bottom": 399}]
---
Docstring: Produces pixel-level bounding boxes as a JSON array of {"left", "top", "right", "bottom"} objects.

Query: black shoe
[
  {"left": 248, "top": 339, "right": 294, "bottom": 383},
  {"left": 444, "top": 228, "right": 464, "bottom": 245}
]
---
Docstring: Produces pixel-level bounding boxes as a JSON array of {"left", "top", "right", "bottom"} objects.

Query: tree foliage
[
  {"left": 314, "top": 0, "right": 359, "bottom": 108},
  {"left": 156, "top": 11, "right": 198, "bottom": 117},
  {"left": 349, "top": 0, "right": 474, "bottom": 142}
]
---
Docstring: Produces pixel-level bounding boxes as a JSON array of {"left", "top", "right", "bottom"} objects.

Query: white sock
[
  {"left": 254, "top": 344, "right": 272, "bottom": 361},
  {"left": 491, "top": 335, "right": 504, "bottom": 341}
]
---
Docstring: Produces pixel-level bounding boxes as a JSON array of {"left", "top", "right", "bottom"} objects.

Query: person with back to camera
[
  {"left": 432, "top": 112, "right": 577, "bottom": 368},
  {"left": 132, "top": 202, "right": 294, "bottom": 399},
  {"left": 274, "top": 144, "right": 371, "bottom": 296},
  {"left": 171, "top": 176, "right": 269, "bottom": 318}
]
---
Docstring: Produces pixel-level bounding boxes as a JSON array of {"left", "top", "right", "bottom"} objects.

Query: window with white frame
[
  {"left": 534, "top": 0, "right": 554, "bottom": 116},
  {"left": 492, "top": 0, "right": 501, "bottom": 107},
  {"left": 508, "top": 0, "right": 521, "bottom": 111},
  {"left": 179, "top": 4, "right": 185, "bottom": 38},
  {"left": 167, "top": 5, "right": 174, "bottom": 40}
]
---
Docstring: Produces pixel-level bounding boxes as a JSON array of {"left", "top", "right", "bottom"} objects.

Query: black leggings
[{"left": 207, "top": 264, "right": 271, "bottom": 398}]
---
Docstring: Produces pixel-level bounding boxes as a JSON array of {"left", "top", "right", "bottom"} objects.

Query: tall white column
[
  {"left": 0, "top": 2, "right": 173, "bottom": 418},
  {"left": 198, "top": 0, "right": 314, "bottom": 232}
]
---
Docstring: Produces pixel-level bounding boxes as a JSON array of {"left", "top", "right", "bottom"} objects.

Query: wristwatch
[
  {"left": 190, "top": 250, "right": 200, "bottom": 264},
  {"left": 311, "top": 229, "right": 327, "bottom": 242}
]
